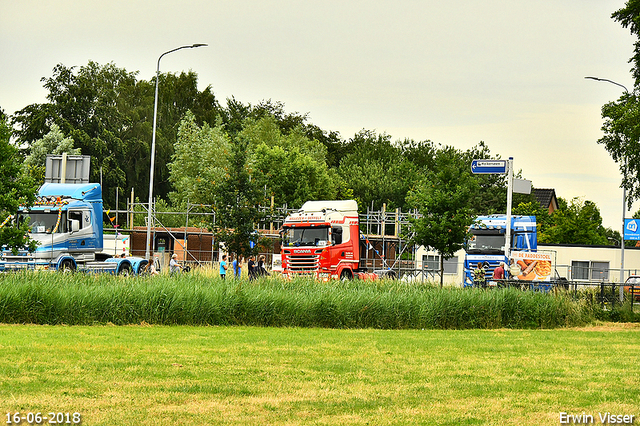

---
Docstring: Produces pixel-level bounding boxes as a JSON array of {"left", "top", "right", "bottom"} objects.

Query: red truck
[{"left": 280, "top": 200, "right": 379, "bottom": 280}]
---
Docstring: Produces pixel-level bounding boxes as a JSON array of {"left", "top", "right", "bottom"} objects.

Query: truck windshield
[
  {"left": 17, "top": 211, "right": 67, "bottom": 234},
  {"left": 282, "top": 226, "right": 330, "bottom": 247},
  {"left": 467, "top": 234, "right": 504, "bottom": 253}
]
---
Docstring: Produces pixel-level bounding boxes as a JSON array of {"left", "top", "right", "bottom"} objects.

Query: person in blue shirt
[
  {"left": 219, "top": 254, "right": 228, "bottom": 279},
  {"left": 232, "top": 256, "right": 242, "bottom": 278}
]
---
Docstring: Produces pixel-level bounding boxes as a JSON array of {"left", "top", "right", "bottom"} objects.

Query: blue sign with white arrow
[
  {"left": 471, "top": 159, "right": 507, "bottom": 174},
  {"left": 624, "top": 219, "right": 640, "bottom": 240}
]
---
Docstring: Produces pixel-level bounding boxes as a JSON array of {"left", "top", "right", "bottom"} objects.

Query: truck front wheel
[
  {"left": 118, "top": 263, "right": 132, "bottom": 276},
  {"left": 60, "top": 259, "right": 75, "bottom": 273},
  {"left": 340, "top": 269, "right": 353, "bottom": 280}
]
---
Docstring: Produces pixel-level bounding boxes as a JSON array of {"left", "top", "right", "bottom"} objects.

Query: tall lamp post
[
  {"left": 146, "top": 44, "right": 207, "bottom": 260},
  {"left": 585, "top": 76, "right": 629, "bottom": 298}
]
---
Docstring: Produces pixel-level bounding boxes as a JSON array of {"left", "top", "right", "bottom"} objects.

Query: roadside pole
[
  {"left": 505, "top": 157, "right": 514, "bottom": 259},
  {"left": 471, "top": 157, "right": 530, "bottom": 262}
]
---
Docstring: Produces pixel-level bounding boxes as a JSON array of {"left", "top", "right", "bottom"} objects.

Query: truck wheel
[
  {"left": 60, "top": 259, "right": 75, "bottom": 273},
  {"left": 340, "top": 269, "right": 353, "bottom": 280},
  {"left": 118, "top": 263, "right": 132, "bottom": 276}
]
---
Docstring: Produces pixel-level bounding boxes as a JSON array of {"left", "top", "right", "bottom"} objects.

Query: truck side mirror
[{"left": 70, "top": 219, "right": 80, "bottom": 232}]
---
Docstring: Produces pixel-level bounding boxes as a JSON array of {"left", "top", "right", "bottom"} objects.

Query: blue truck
[
  {"left": 463, "top": 214, "right": 537, "bottom": 287},
  {"left": 0, "top": 183, "right": 147, "bottom": 274}
]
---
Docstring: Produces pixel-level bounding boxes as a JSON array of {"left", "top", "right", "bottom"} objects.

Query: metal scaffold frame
[{"left": 105, "top": 199, "right": 420, "bottom": 276}]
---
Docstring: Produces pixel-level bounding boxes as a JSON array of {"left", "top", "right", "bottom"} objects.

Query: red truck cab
[{"left": 281, "top": 200, "right": 362, "bottom": 280}]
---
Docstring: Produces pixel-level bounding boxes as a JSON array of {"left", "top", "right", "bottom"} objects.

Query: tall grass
[{"left": 0, "top": 271, "right": 596, "bottom": 328}]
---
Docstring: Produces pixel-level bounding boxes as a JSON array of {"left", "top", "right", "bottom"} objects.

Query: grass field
[{"left": 1, "top": 323, "right": 639, "bottom": 425}]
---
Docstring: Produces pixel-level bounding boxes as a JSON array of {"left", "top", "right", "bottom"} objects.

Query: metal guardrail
[{"left": 489, "top": 279, "right": 638, "bottom": 310}]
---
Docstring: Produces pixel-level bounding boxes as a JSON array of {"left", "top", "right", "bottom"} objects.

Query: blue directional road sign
[
  {"left": 624, "top": 219, "right": 640, "bottom": 240},
  {"left": 471, "top": 159, "right": 507, "bottom": 174}
]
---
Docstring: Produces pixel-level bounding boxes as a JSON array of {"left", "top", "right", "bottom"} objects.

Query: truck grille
[{"left": 287, "top": 254, "right": 320, "bottom": 275}]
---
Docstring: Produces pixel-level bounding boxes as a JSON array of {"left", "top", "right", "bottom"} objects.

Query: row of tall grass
[{"left": 0, "top": 270, "right": 608, "bottom": 328}]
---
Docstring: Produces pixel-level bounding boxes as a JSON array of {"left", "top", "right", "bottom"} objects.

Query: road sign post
[
  {"left": 471, "top": 159, "right": 507, "bottom": 174},
  {"left": 624, "top": 219, "right": 640, "bottom": 241},
  {"left": 471, "top": 157, "right": 512, "bottom": 258}
]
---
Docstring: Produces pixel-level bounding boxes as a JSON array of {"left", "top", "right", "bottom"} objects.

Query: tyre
[
  {"left": 118, "top": 262, "right": 132, "bottom": 276},
  {"left": 340, "top": 269, "right": 353, "bottom": 280},
  {"left": 60, "top": 259, "right": 76, "bottom": 273}
]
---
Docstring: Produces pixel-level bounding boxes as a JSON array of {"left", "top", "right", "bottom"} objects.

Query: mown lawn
[{"left": 1, "top": 323, "right": 638, "bottom": 425}]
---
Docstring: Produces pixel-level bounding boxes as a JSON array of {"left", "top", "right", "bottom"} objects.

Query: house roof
[{"left": 533, "top": 188, "right": 558, "bottom": 211}]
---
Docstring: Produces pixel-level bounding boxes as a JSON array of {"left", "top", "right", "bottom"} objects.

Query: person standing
[
  {"left": 232, "top": 255, "right": 242, "bottom": 278},
  {"left": 257, "top": 255, "right": 270, "bottom": 277},
  {"left": 493, "top": 262, "right": 505, "bottom": 280},
  {"left": 219, "top": 254, "right": 228, "bottom": 280},
  {"left": 247, "top": 256, "right": 257, "bottom": 280},
  {"left": 473, "top": 262, "right": 486, "bottom": 288}
]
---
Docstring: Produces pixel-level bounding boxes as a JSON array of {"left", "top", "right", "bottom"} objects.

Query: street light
[
  {"left": 585, "top": 76, "right": 629, "bottom": 298},
  {"left": 146, "top": 44, "right": 207, "bottom": 260}
]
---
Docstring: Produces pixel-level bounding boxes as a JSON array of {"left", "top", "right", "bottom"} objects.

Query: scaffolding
[{"left": 105, "top": 200, "right": 419, "bottom": 276}]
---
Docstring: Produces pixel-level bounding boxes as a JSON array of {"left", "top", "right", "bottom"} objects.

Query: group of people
[
  {"left": 473, "top": 261, "right": 508, "bottom": 288},
  {"left": 219, "top": 254, "right": 270, "bottom": 280}
]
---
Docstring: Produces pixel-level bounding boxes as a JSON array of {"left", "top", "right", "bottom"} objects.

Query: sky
[{"left": 1, "top": 0, "right": 637, "bottom": 231}]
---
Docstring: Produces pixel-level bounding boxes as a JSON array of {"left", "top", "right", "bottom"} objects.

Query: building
[{"left": 534, "top": 188, "right": 559, "bottom": 215}]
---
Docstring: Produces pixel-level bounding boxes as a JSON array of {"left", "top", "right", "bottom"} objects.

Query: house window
[
  {"left": 571, "top": 261, "right": 589, "bottom": 280},
  {"left": 423, "top": 255, "right": 439, "bottom": 271},
  {"left": 571, "top": 260, "right": 609, "bottom": 281},
  {"left": 422, "top": 255, "right": 458, "bottom": 274},
  {"left": 591, "top": 261, "right": 609, "bottom": 281}
]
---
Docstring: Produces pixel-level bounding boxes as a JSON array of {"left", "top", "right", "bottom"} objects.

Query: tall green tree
[
  {"left": 513, "top": 198, "right": 554, "bottom": 242},
  {"left": 597, "top": 3, "right": 640, "bottom": 207},
  {"left": 168, "top": 111, "right": 230, "bottom": 207},
  {"left": 23, "top": 124, "right": 80, "bottom": 185},
  {"left": 598, "top": 91, "right": 640, "bottom": 207},
  {"left": 338, "top": 130, "right": 418, "bottom": 211},
  {"left": 242, "top": 116, "right": 337, "bottom": 208},
  {"left": 11, "top": 62, "right": 220, "bottom": 210},
  {"left": 213, "top": 132, "right": 265, "bottom": 260},
  {"left": 406, "top": 146, "right": 479, "bottom": 287},
  {"left": 541, "top": 198, "right": 610, "bottom": 245},
  {"left": 0, "top": 111, "right": 38, "bottom": 253}
]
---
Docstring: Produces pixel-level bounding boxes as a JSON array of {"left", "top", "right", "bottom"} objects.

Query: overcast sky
[{"left": 1, "top": 0, "right": 636, "bottom": 230}]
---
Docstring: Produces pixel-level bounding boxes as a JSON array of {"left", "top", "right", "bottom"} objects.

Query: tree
[
  {"left": 512, "top": 197, "right": 555, "bottom": 242},
  {"left": 598, "top": 92, "right": 640, "bottom": 207},
  {"left": 540, "top": 197, "right": 610, "bottom": 245},
  {"left": 168, "top": 111, "right": 230, "bottom": 207},
  {"left": 338, "top": 130, "right": 418, "bottom": 211},
  {"left": 213, "top": 131, "right": 265, "bottom": 261},
  {"left": 612, "top": 2, "right": 640, "bottom": 83},
  {"left": 11, "top": 62, "right": 220, "bottom": 210},
  {"left": 406, "top": 146, "right": 479, "bottom": 287},
  {"left": 596, "top": 3, "right": 640, "bottom": 207},
  {"left": 23, "top": 124, "right": 80, "bottom": 184},
  {"left": 0, "top": 111, "right": 38, "bottom": 253},
  {"left": 242, "top": 116, "right": 337, "bottom": 208},
  {"left": 12, "top": 62, "right": 143, "bottom": 209}
]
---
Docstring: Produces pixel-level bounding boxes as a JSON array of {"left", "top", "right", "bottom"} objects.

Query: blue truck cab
[
  {"left": 0, "top": 183, "right": 146, "bottom": 274},
  {"left": 463, "top": 215, "right": 537, "bottom": 287}
]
